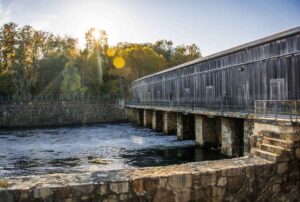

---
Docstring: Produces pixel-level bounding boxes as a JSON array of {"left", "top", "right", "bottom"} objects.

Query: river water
[{"left": 0, "top": 123, "right": 226, "bottom": 177}]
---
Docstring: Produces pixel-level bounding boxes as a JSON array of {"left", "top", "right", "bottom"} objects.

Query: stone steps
[
  {"left": 250, "top": 148, "right": 279, "bottom": 162},
  {"left": 258, "top": 130, "right": 300, "bottom": 141},
  {"left": 262, "top": 137, "right": 293, "bottom": 149},
  {"left": 260, "top": 144, "right": 288, "bottom": 155},
  {"left": 251, "top": 130, "right": 294, "bottom": 162}
]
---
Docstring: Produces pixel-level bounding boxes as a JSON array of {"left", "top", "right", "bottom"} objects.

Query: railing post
[
  {"left": 275, "top": 101, "right": 278, "bottom": 120},
  {"left": 254, "top": 101, "right": 257, "bottom": 117},
  {"left": 289, "top": 101, "right": 292, "bottom": 121},
  {"left": 297, "top": 101, "right": 299, "bottom": 122},
  {"left": 263, "top": 101, "right": 266, "bottom": 117}
]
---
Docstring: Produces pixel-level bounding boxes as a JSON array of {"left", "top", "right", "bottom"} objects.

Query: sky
[{"left": 0, "top": 0, "right": 300, "bottom": 56}]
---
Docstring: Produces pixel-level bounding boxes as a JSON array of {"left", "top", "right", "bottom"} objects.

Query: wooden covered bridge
[{"left": 126, "top": 27, "right": 300, "bottom": 159}]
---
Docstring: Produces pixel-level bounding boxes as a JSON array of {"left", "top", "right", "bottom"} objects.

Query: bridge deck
[{"left": 126, "top": 104, "right": 299, "bottom": 124}]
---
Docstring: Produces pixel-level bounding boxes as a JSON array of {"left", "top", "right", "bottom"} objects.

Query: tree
[
  {"left": 36, "top": 54, "right": 68, "bottom": 94},
  {"left": 0, "top": 22, "right": 18, "bottom": 74},
  {"left": 60, "top": 62, "right": 86, "bottom": 95},
  {"left": 11, "top": 25, "right": 37, "bottom": 96},
  {"left": 168, "top": 44, "right": 201, "bottom": 67},
  {"left": 152, "top": 40, "right": 173, "bottom": 64},
  {"left": 114, "top": 45, "right": 166, "bottom": 80},
  {"left": 0, "top": 22, "right": 202, "bottom": 97}
]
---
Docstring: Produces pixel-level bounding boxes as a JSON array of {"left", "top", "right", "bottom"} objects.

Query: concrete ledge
[
  {"left": 126, "top": 105, "right": 300, "bottom": 124},
  {"left": 2, "top": 156, "right": 299, "bottom": 202}
]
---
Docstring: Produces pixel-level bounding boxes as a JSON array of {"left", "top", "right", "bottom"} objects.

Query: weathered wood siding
[{"left": 131, "top": 28, "right": 300, "bottom": 108}]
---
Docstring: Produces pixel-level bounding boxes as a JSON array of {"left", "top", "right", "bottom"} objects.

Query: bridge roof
[{"left": 133, "top": 26, "right": 300, "bottom": 83}]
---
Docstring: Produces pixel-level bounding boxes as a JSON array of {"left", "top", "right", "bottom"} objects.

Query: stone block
[
  {"left": 133, "top": 179, "right": 144, "bottom": 194},
  {"left": 158, "top": 177, "right": 167, "bottom": 188},
  {"left": 217, "top": 177, "right": 227, "bottom": 186},
  {"left": 0, "top": 190, "right": 13, "bottom": 202},
  {"left": 153, "top": 189, "right": 175, "bottom": 202},
  {"left": 98, "top": 184, "right": 108, "bottom": 195},
  {"left": 277, "top": 162, "right": 288, "bottom": 174},
  {"left": 53, "top": 186, "right": 71, "bottom": 198},
  {"left": 295, "top": 148, "right": 300, "bottom": 159},
  {"left": 119, "top": 193, "right": 129, "bottom": 201},
  {"left": 33, "top": 187, "right": 54, "bottom": 199},
  {"left": 272, "top": 184, "right": 281, "bottom": 193},
  {"left": 20, "top": 189, "right": 29, "bottom": 200},
  {"left": 110, "top": 182, "right": 129, "bottom": 194},
  {"left": 144, "top": 179, "right": 156, "bottom": 192},
  {"left": 104, "top": 194, "right": 118, "bottom": 202},
  {"left": 201, "top": 175, "right": 216, "bottom": 187},
  {"left": 226, "top": 176, "right": 243, "bottom": 192},
  {"left": 168, "top": 174, "right": 192, "bottom": 190},
  {"left": 212, "top": 187, "right": 225, "bottom": 197},
  {"left": 72, "top": 185, "right": 94, "bottom": 197},
  {"left": 81, "top": 195, "right": 90, "bottom": 201},
  {"left": 222, "top": 168, "right": 243, "bottom": 177}
]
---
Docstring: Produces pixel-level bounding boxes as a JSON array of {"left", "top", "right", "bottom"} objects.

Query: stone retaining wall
[
  {"left": 0, "top": 155, "right": 299, "bottom": 202},
  {"left": 0, "top": 99, "right": 126, "bottom": 128}
]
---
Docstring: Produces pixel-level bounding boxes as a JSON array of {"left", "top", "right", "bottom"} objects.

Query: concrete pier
[
  {"left": 163, "top": 112, "right": 177, "bottom": 135},
  {"left": 177, "top": 114, "right": 195, "bottom": 140},
  {"left": 195, "top": 115, "right": 221, "bottom": 148},
  {"left": 143, "top": 109, "right": 152, "bottom": 128},
  {"left": 152, "top": 111, "right": 163, "bottom": 131},
  {"left": 136, "top": 109, "right": 143, "bottom": 126},
  {"left": 221, "top": 118, "right": 243, "bottom": 157}
]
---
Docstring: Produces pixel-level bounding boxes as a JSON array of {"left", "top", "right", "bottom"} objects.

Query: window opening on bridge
[
  {"left": 270, "top": 79, "right": 285, "bottom": 100},
  {"left": 206, "top": 86, "right": 215, "bottom": 102},
  {"left": 184, "top": 88, "right": 190, "bottom": 101},
  {"left": 270, "top": 78, "right": 285, "bottom": 114},
  {"left": 237, "top": 83, "right": 248, "bottom": 110}
]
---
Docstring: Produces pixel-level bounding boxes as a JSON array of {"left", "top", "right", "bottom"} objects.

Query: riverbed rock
[
  {"left": 89, "top": 158, "right": 111, "bottom": 165},
  {"left": 0, "top": 180, "right": 10, "bottom": 188}
]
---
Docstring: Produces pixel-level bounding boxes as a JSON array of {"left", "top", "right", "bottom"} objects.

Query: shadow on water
[{"left": 121, "top": 146, "right": 228, "bottom": 167}]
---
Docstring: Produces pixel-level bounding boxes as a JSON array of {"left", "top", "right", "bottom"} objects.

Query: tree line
[{"left": 0, "top": 22, "right": 201, "bottom": 97}]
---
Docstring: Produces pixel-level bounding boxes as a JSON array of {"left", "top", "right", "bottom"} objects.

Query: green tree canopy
[
  {"left": 60, "top": 62, "right": 86, "bottom": 95},
  {"left": 0, "top": 22, "right": 202, "bottom": 97}
]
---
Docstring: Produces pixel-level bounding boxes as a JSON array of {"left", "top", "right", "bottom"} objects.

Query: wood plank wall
[{"left": 131, "top": 33, "right": 300, "bottom": 108}]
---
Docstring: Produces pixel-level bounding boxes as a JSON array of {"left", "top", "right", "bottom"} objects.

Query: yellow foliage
[{"left": 106, "top": 48, "right": 116, "bottom": 57}]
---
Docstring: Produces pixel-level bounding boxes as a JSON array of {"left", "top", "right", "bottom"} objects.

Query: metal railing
[
  {"left": 127, "top": 100, "right": 255, "bottom": 113},
  {"left": 255, "top": 100, "right": 300, "bottom": 121},
  {"left": 0, "top": 94, "right": 122, "bottom": 103}
]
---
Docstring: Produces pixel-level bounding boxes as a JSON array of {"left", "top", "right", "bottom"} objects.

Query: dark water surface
[{"left": 0, "top": 123, "right": 226, "bottom": 177}]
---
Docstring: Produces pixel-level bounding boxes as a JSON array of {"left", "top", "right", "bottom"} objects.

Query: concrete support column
[
  {"left": 221, "top": 118, "right": 240, "bottom": 157},
  {"left": 177, "top": 113, "right": 195, "bottom": 140},
  {"left": 195, "top": 115, "right": 205, "bottom": 146},
  {"left": 243, "top": 120, "right": 254, "bottom": 155},
  {"left": 163, "top": 112, "right": 177, "bottom": 135},
  {"left": 177, "top": 113, "right": 184, "bottom": 140},
  {"left": 152, "top": 111, "right": 157, "bottom": 130},
  {"left": 143, "top": 109, "right": 152, "bottom": 128},
  {"left": 125, "top": 108, "right": 136, "bottom": 122},
  {"left": 136, "top": 109, "right": 143, "bottom": 126},
  {"left": 152, "top": 111, "right": 163, "bottom": 131},
  {"left": 195, "top": 115, "right": 221, "bottom": 148}
]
